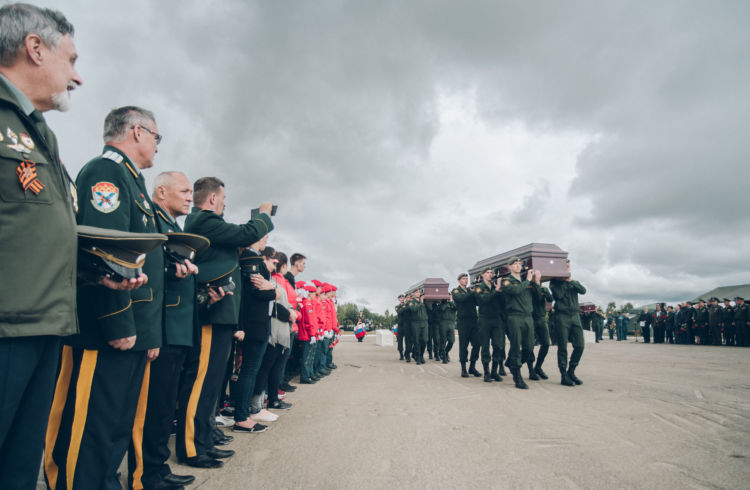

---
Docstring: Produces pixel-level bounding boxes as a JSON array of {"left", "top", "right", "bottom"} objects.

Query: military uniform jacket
[
  {"left": 406, "top": 299, "right": 428, "bottom": 327},
  {"left": 733, "top": 304, "right": 748, "bottom": 327},
  {"left": 549, "top": 279, "right": 586, "bottom": 316},
  {"left": 395, "top": 303, "right": 408, "bottom": 329},
  {"left": 502, "top": 275, "right": 538, "bottom": 317},
  {"left": 154, "top": 203, "right": 198, "bottom": 347},
  {"left": 721, "top": 305, "right": 733, "bottom": 326},
  {"left": 695, "top": 307, "right": 708, "bottom": 327},
  {"left": 437, "top": 301, "right": 457, "bottom": 327},
  {"left": 0, "top": 78, "right": 78, "bottom": 338},
  {"left": 184, "top": 206, "right": 273, "bottom": 326},
  {"left": 238, "top": 249, "right": 275, "bottom": 342},
  {"left": 531, "top": 285, "right": 553, "bottom": 319},
  {"left": 451, "top": 286, "right": 478, "bottom": 322},
  {"left": 73, "top": 146, "right": 164, "bottom": 350},
  {"left": 474, "top": 281, "right": 503, "bottom": 319}
]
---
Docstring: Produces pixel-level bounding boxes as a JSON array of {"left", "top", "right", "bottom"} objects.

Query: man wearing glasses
[{"left": 45, "top": 106, "right": 174, "bottom": 489}]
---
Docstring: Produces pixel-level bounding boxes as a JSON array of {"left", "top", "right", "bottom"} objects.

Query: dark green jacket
[
  {"left": 184, "top": 207, "right": 272, "bottom": 326},
  {"left": 531, "top": 285, "right": 553, "bottom": 319},
  {"left": 451, "top": 286, "right": 477, "bottom": 323},
  {"left": 395, "top": 303, "right": 408, "bottom": 328},
  {"left": 549, "top": 279, "right": 586, "bottom": 316},
  {"left": 437, "top": 301, "right": 457, "bottom": 327},
  {"left": 154, "top": 203, "right": 198, "bottom": 347},
  {"left": 73, "top": 146, "right": 164, "bottom": 350},
  {"left": 474, "top": 281, "right": 503, "bottom": 320},
  {"left": 406, "top": 298, "right": 428, "bottom": 327},
  {"left": 0, "top": 77, "right": 78, "bottom": 337},
  {"left": 502, "top": 275, "right": 538, "bottom": 316}
]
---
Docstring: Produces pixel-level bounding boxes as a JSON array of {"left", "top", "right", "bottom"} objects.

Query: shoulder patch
[
  {"left": 452, "top": 288, "right": 459, "bottom": 294},
  {"left": 503, "top": 280, "right": 510, "bottom": 286},
  {"left": 475, "top": 287, "right": 481, "bottom": 293},
  {"left": 91, "top": 181, "right": 120, "bottom": 213}
]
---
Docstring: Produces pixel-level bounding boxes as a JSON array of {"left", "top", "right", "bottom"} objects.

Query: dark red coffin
[
  {"left": 404, "top": 277, "right": 450, "bottom": 301},
  {"left": 468, "top": 243, "right": 569, "bottom": 284},
  {"left": 579, "top": 302, "right": 596, "bottom": 313}
]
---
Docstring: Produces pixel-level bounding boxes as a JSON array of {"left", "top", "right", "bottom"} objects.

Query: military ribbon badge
[{"left": 15, "top": 160, "right": 45, "bottom": 194}]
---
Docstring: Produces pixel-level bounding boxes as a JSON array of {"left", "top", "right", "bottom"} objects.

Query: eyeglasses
[{"left": 131, "top": 125, "right": 162, "bottom": 145}]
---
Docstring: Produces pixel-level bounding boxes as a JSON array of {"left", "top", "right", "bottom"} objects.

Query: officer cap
[
  {"left": 697, "top": 298, "right": 705, "bottom": 303},
  {"left": 723, "top": 298, "right": 732, "bottom": 302},
  {"left": 457, "top": 272, "right": 468, "bottom": 280},
  {"left": 165, "top": 232, "right": 210, "bottom": 262},
  {"left": 77, "top": 225, "right": 167, "bottom": 280},
  {"left": 710, "top": 297, "right": 719, "bottom": 302},
  {"left": 398, "top": 294, "right": 405, "bottom": 298},
  {"left": 196, "top": 257, "right": 238, "bottom": 287},
  {"left": 735, "top": 296, "right": 745, "bottom": 301},
  {"left": 508, "top": 256, "right": 521, "bottom": 265}
]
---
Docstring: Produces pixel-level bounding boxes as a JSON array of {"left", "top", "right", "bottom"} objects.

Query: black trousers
[
  {"left": 45, "top": 346, "right": 146, "bottom": 490},
  {"left": 0, "top": 335, "right": 60, "bottom": 490},
  {"left": 457, "top": 318, "right": 479, "bottom": 363},
  {"left": 176, "top": 324, "right": 233, "bottom": 460},
  {"left": 254, "top": 343, "right": 282, "bottom": 399},
  {"left": 129, "top": 345, "right": 190, "bottom": 489}
]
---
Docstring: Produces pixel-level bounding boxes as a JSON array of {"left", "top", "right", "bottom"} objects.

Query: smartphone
[{"left": 251, "top": 205, "right": 278, "bottom": 218}]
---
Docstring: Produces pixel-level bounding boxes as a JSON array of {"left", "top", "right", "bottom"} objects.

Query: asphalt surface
[{"left": 157, "top": 333, "right": 750, "bottom": 490}]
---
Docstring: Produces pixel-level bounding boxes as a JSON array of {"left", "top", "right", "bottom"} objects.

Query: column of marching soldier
[
  {"left": 0, "top": 5, "right": 343, "bottom": 490},
  {"left": 395, "top": 257, "right": 588, "bottom": 390},
  {"left": 601, "top": 298, "right": 750, "bottom": 346}
]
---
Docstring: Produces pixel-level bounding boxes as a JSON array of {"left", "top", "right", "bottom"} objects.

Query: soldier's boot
[
  {"left": 468, "top": 360, "right": 481, "bottom": 377},
  {"left": 483, "top": 362, "right": 492, "bottom": 383},
  {"left": 399, "top": 351, "right": 404, "bottom": 361},
  {"left": 498, "top": 362, "right": 507, "bottom": 377},
  {"left": 460, "top": 362, "right": 469, "bottom": 378},
  {"left": 511, "top": 367, "right": 528, "bottom": 390},
  {"left": 560, "top": 370, "right": 575, "bottom": 386},
  {"left": 445, "top": 353, "right": 450, "bottom": 362},
  {"left": 567, "top": 367, "right": 583, "bottom": 385},
  {"left": 534, "top": 364, "right": 549, "bottom": 380},
  {"left": 490, "top": 361, "right": 502, "bottom": 382},
  {"left": 527, "top": 361, "right": 540, "bottom": 381},
  {"left": 428, "top": 350, "right": 433, "bottom": 360},
  {"left": 405, "top": 353, "right": 411, "bottom": 363},
  {"left": 442, "top": 351, "right": 449, "bottom": 364}
]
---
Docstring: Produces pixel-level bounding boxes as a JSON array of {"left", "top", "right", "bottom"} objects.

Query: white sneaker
[
  {"left": 215, "top": 414, "right": 235, "bottom": 427},
  {"left": 251, "top": 409, "right": 279, "bottom": 423}
]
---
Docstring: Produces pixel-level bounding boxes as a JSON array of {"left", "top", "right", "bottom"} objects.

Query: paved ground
[{"left": 162, "top": 334, "right": 750, "bottom": 489}]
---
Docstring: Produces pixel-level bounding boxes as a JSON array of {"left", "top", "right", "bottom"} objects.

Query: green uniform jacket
[
  {"left": 474, "top": 281, "right": 503, "bottom": 319},
  {"left": 733, "top": 304, "right": 748, "bottom": 327},
  {"left": 502, "top": 275, "right": 538, "bottom": 316},
  {"left": 549, "top": 279, "right": 586, "bottom": 316},
  {"left": 154, "top": 203, "right": 199, "bottom": 347},
  {"left": 184, "top": 207, "right": 272, "bottom": 326},
  {"left": 395, "top": 303, "right": 408, "bottom": 328},
  {"left": 451, "top": 286, "right": 478, "bottom": 322},
  {"left": 406, "top": 299, "right": 428, "bottom": 327},
  {"left": 0, "top": 78, "right": 78, "bottom": 337},
  {"left": 73, "top": 146, "right": 164, "bottom": 350},
  {"left": 437, "top": 301, "right": 457, "bottom": 328},
  {"left": 695, "top": 306, "right": 708, "bottom": 327},
  {"left": 531, "top": 285, "right": 553, "bottom": 319}
]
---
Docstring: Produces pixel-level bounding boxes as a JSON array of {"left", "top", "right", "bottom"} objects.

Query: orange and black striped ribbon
[{"left": 15, "top": 160, "right": 45, "bottom": 194}]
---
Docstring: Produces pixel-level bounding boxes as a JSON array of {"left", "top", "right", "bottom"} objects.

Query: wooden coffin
[
  {"left": 579, "top": 302, "right": 596, "bottom": 313},
  {"left": 468, "top": 243, "right": 569, "bottom": 284},
  {"left": 404, "top": 277, "right": 451, "bottom": 301}
]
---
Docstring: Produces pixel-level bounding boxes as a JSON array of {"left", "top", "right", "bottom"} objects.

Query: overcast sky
[{"left": 40, "top": 0, "right": 750, "bottom": 314}]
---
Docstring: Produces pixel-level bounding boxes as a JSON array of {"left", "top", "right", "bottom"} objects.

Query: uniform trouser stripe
[
  {"left": 66, "top": 349, "right": 98, "bottom": 490},
  {"left": 44, "top": 346, "right": 74, "bottom": 490},
  {"left": 130, "top": 362, "right": 151, "bottom": 490},
  {"left": 185, "top": 325, "right": 212, "bottom": 458}
]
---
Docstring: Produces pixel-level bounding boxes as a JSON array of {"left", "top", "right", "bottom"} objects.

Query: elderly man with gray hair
[{"left": 0, "top": 4, "right": 82, "bottom": 489}]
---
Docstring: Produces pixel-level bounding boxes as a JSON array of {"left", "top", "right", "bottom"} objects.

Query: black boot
[
  {"left": 468, "top": 360, "right": 481, "bottom": 377},
  {"left": 560, "top": 371, "right": 575, "bottom": 386},
  {"left": 491, "top": 361, "right": 502, "bottom": 382},
  {"left": 442, "top": 352, "right": 449, "bottom": 364},
  {"left": 445, "top": 353, "right": 450, "bottom": 362},
  {"left": 567, "top": 367, "right": 583, "bottom": 385},
  {"left": 428, "top": 351, "right": 433, "bottom": 360},
  {"left": 498, "top": 362, "right": 507, "bottom": 377},
  {"left": 512, "top": 368, "right": 528, "bottom": 389},
  {"left": 527, "top": 361, "right": 540, "bottom": 381},
  {"left": 460, "top": 362, "right": 469, "bottom": 378},
  {"left": 405, "top": 354, "right": 411, "bottom": 363},
  {"left": 483, "top": 363, "right": 492, "bottom": 382},
  {"left": 419, "top": 354, "right": 426, "bottom": 364},
  {"left": 534, "top": 365, "right": 548, "bottom": 380},
  {"left": 399, "top": 352, "right": 404, "bottom": 360}
]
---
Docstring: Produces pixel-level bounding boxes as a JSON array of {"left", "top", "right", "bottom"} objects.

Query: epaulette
[{"left": 102, "top": 150, "right": 123, "bottom": 164}]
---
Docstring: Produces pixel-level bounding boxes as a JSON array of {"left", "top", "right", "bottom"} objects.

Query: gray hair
[
  {"left": 152, "top": 171, "right": 185, "bottom": 195},
  {"left": 0, "top": 3, "right": 74, "bottom": 67},
  {"left": 103, "top": 106, "right": 156, "bottom": 143}
]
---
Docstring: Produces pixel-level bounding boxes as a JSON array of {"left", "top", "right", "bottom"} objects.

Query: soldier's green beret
[
  {"left": 457, "top": 272, "right": 468, "bottom": 280},
  {"left": 508, "top": 256, "right": 521, "bottom": 265},
  {"left": 77, "top": 225, "right": 167, "bottom": 280},
  {"left": 481, "top": 267, "right": 493, "bottom": 274}
]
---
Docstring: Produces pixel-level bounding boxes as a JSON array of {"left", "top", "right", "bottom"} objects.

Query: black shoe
[
  {"left": 528, "top": 364, "right": 540, "bottom": 381},
  {"left": 163, "top": 473, "right": 196, "bottom": 485},
  {"left": 214, "top": 435, "right": 233, "bottom": 446},
  {"left": 233, "top": 422, "right": 267, "bottom": 433},
  {"left": 468, "top": 363, "right": 481, "bottom": 377},
  {"left": 328, "top": 364, "right": 338, "bottom": 369},
  {"left": 269, "top": 400, "right": 293, "bottom": 410},
  {"left": 560, "top": 373, "right": 575, "bottom": 386},
  {"left": 180, "top": 455, "right": 223, "bottom": 468},
  {"left": 567, "top": 370, "right": 583, "bottom": 385},
  {"left": 406, "top": 357, "right": 411, "bottom": 363},
  {"left": 320, "top": 369, "right": 331, "bottom": 376},
  {"left": 399, "top": 353, "right": 404, "bottom": 360},
  {"left": 512, "top": 369, "right": 528, "bottom": 389},
  {"left": 535, "top": 366, "right": 548, "bottom": 380},
  {"left": 445, "top": 353, "right": 450, "bottom": 362},
  {"left": 299, "top": 378, "right": 317, "bottom": 384},
  {"left": 311, "top": 375, "right": 321, "bottom": 381},
  {"left": 442, "top": 358, "right": 449, "bottom": 364},
  {"left": 419, "top": 355, "right": 426, "bottom": 364},
  {"left": 498, "top": 365, "right": 507, "bottom": 376},
  {"left": 279, "top": 383, "right": 297, "bottom": 392},
  {"left": 484, "top": 372, "right": 492, "bottom": 382},
  {"left": 206, "top": 447, "right": 234, "bottom": 459},
  {"left": 428, "top": 352, "right": 433, "bottom": 359},
  {"left": 461, "top": 362, "right": 469, "bottom": 378},
  {"left": 491, "top": 372, "right": 502, "bottom": 382}
]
